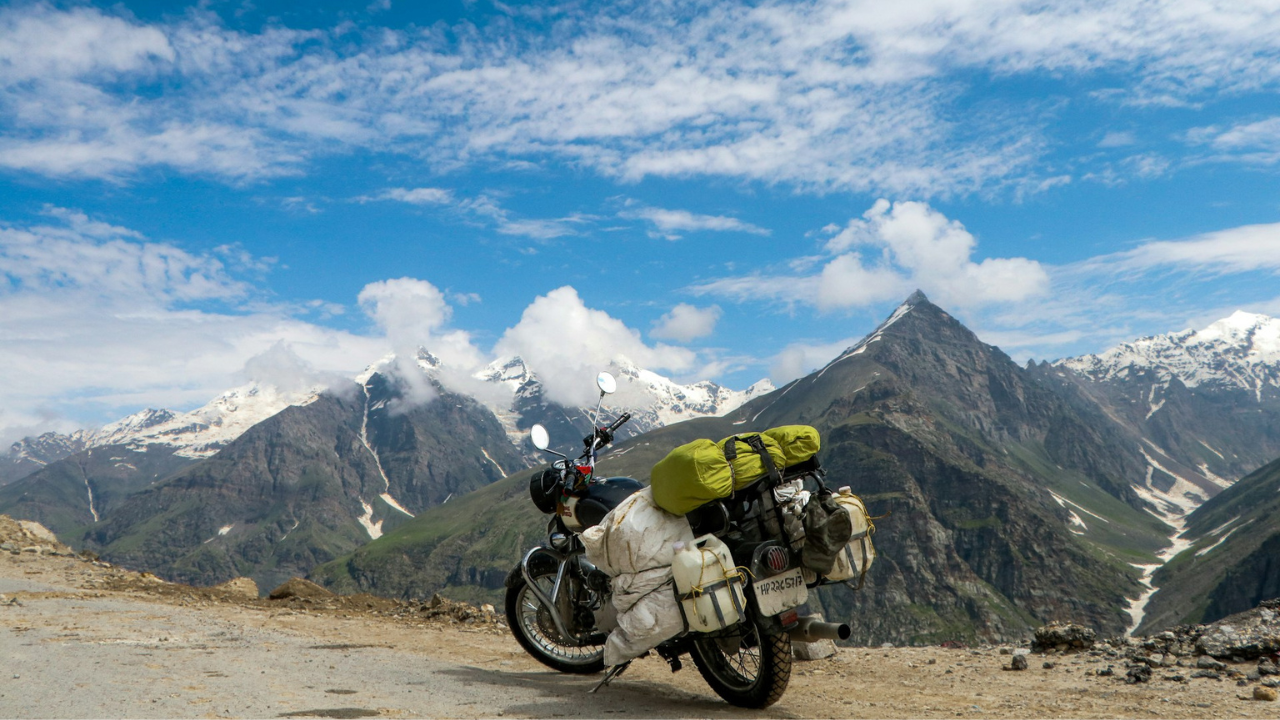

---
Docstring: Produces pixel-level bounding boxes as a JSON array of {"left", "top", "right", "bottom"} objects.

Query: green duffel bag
[
  {"left": 761, "top": 425, "right": 821, "bottom": 467},
  {"left": 650, "top": 432, "right": 788, "bottom": 516}
]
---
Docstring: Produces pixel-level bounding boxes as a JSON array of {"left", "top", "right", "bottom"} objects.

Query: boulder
[
  {"left": 1031, "top": 623, "right": 1096, "bottom": 653},
  {"left": 215, "top": 577, "right": 260, "bottom": 600},
  {"left": 268, "top": 577, "right": 334, "bottom": 601}
]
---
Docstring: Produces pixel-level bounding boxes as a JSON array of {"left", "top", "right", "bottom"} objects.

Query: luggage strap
[{"left": 722, "top": 434, "right": 783, "bottom": 486}]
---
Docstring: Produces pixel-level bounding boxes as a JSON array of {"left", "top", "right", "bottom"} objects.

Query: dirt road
[{"left": 1, "top": 549, "right": 1276, "bottom": 719}]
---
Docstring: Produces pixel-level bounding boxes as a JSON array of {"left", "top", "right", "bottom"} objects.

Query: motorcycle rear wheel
[
  {"left": 689, "top": 616, "right": 792, "bottom": 708},
  {"left": 504, "top": 568, "right": 605, "bottom": 674}
]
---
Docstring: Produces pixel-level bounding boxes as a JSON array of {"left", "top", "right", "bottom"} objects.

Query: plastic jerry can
[
  {"left": 825, "top": 486, "right": 877, "bottom": 582},
  {"left": 672, "top": 534, "right": 746, "bottom": 632}
]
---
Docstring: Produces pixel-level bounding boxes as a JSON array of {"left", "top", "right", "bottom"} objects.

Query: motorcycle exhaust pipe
[{"left": 789, "top": 616, "right": 851, "bottom": 643}]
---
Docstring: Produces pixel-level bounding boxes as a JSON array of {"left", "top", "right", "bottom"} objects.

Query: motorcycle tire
[
  {"left": 689, "top": 616, "right": 792, "bottom": 708},
  {"left": 504, "top": 569, "right": 605, "bottom": 675}
]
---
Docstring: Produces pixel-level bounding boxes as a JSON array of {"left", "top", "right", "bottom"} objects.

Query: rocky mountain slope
[
  {"left": 0, "top": 383, "right": 322, "bottom": 539},
  {"left": 0, "top": 432, "right": 87, "bottom": 486},
  {"left": 0, "top": 350, "right": 755, "bottom": 587},
  {"left": 315, "top": 291, "right": 1191, "bottom": 642},
  {"left": 77, "top": 373, "right": 522, "bottom": 591}
]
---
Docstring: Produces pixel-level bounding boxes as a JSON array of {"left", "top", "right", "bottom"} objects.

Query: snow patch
[
  {"left": 1196, "top": 526, "right": 1243, "bottom": 557},
  {"left": 480, "top": 447, "right": 507, "bottom": 477},
  {"left": 1199, "top": 441, "right": 1225, "bottom": 460},
  {"left": 357, "top": 500, "right": 383, "bottom": 540},
  {"left": 217, "top": 524, "right": 233, "bottom": 536},
  {"left": 83, "top": 476, "right": 98, "bottom": 523},
  {"left": 379, "top": 492, "right": 414, "bottom": 517}
]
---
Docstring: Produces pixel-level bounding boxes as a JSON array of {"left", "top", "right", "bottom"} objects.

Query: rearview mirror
[
  {"left": 597, "top": 371, "right": 617, "bottom": 395},
  {"left": 529, "top": 424, "right": 550, "bottom": 451}
]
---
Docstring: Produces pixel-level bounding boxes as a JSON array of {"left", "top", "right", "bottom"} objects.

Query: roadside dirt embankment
[{"left": 1, "top": 523, "right": 1277, "bottom": 718}]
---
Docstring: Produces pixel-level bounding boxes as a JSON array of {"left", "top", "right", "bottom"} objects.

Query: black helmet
[{"left": 529, "top": 467, "right": 563, "bottom": 514}]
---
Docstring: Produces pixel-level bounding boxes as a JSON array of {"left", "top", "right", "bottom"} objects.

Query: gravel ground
[{"left": 2, "top": 550, "right": 1277, "bottom": 719}]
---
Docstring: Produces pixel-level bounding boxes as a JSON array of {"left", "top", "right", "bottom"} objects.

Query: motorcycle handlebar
[{"left": 607, "top": 412, "right": 631, "bottom": 433}]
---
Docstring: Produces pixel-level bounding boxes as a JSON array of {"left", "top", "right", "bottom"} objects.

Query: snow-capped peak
[
  {"left": 1058, "top": 311, "right": 1280, "bottom": 401},
  {"left": 469, "top": 354, "right": 773, "bottom": 446},
  {"left": 84, "top": 383, "right": 322, "bottom": 459}
]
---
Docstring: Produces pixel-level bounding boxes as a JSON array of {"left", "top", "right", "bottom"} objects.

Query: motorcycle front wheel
[
  {"left": 689, "top": 615, "right": 792, "bottom": 708},
  {"left": 504, "top": 567, "right": 605, "bottom": 675}
]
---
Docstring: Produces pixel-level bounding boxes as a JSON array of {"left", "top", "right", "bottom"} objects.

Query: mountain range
[
  {"left": 0, "top": 350, "right": 764, "bottom": 589},
  {"left": 312, "top": 293, "right": 1280, "bottom": 642},
  {"left": 3, "top": 292, "right": 1279, "bottom": 640}
]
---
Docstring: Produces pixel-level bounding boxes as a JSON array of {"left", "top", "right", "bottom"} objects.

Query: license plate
[{"left": 752, "top": 567, "right": 807, "bottom": 617}]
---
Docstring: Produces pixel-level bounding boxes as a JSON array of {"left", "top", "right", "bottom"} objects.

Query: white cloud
[
  {"left": 0, "top": 209, "right": 385, "bottom": 445},
  {"left": 621, "top": 206, "right": 770, "bottom": 240},
  {"left": 695, "top": 199, "right": 1049, "bottom": 311},
  {"left": 651, "top": 304, "right": 722, "bottom": 342},
  {"left": 495, "top": 286, "right": 696, "bottom": 407},
  {"left": 769, "top": 338, "right": 858, "bottom": 384},
  {"left": 370, "top": 187, "right": 455, "bottom": 205},
  {"left": 1110, "top": 222, "right": 1280, "bottom": 274},
  {"left": 1187, "top": 117, "right": 1280, "bottom": 165},
  {"left": 10, "top": 2, "right": 1280, "bottom": 190},
  {"left": 1098, "top": 131, "right": 1136, "bottom": 148}
]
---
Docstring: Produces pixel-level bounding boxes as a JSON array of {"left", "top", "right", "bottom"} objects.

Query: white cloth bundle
[{"left": 581, "top": 487, "right": 695, "bottom": 666}]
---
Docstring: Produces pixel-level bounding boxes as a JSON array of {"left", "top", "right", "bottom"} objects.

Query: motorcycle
[{"left": 504, "top": 371, "right": 851, "bottom": 709}]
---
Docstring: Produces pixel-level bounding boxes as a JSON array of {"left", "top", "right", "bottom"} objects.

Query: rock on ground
[
  {"left": 214, "top": 577, "right": 260, "bottom": 599},
  {"left": 268, "top": 577, "right": 334, "bottom": 600},
  {"left": 1031, "top": 623, "right": 1095, "bottom": 653}
]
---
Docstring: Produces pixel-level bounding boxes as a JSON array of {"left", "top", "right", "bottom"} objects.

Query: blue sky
[{"left": 3, "top": 0, "right": 1280, "bottom": 443}]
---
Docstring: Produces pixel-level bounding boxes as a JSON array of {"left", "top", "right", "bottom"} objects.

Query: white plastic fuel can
[
  {"left": 672, "top": 534, "right": 746, "bottom": 632},
  {"left": 825, "top": 486, "right": 877, "bottom": 583}
]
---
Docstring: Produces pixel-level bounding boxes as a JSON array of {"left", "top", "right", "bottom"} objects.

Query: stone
[
  {"left": 1190, "top": 670, "right": 1222, "bottom": 680},
  {"left": 794, "top": 638, "right": 837, "bottom": 661},
  {"left": 1097, "top": 666, "right": 1115, "bottom": 677},
  {"left": 1009, "top": 655, "right": 1028, "bottom": 671},
  {"left": 1255, "top": 687, "right": 1278, "bottom": 702},
  {"left": 1260, "top": 660, "right": 1279, "bottom": 676},
  {"left": 1032, "top": 623, "right": 1096, "bottom": 653},
  {"left": 1043, "top": 661, "right": 1056, "bottom": 669},
  {"left": 1126, "top": 665, "right": 1152, "bottom": 684},
  {"left": 1146, "top": 654, "right": 1165, "bottom": 667},
  {"left": 267, "top": 577, "right": 334, "bottom": 601},
  {"left": 1197, "top": 656, "right": 1227, "bottom": 671},
  {"left": 214, "top": 577, "right": 260, "bottom": 599},
  {"left": 480, "top": 603, "right": 496, "bottom": 614}
]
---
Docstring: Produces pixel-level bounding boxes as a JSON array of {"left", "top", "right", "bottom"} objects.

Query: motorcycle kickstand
[{"left": 588, "top": 661, "right": 631, "bottom": 693}]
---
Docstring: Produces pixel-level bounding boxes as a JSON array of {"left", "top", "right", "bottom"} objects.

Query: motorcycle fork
[{"left": 520, "top": 545, "right": 591, "bottom": 643}]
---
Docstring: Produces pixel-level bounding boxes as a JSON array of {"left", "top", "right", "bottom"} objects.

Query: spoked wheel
[
  {"left": 689, "top": 615, "right": 792, "bottom": 708},
  {"left": 504, "top": 567, "right": 605, "bottom": 674}
]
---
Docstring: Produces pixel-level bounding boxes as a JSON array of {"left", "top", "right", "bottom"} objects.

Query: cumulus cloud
[
  {"left": 240, "top": 341, "right": 352, "bottom": 397},
  {"left": 651, "top": 304, "right": 722, "bottom": 342},
  {"left": 495, "top": 286, "right": 697, "bottom": 407},
  {"left": 695, "top": 199, "right": 1050, "bottom": 311},
  {"left": 9, "top": 1, "right": 1280, "bottom": 189},
  {"left": 621, "top": 206, "right": 770, "bottom": 240}
]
